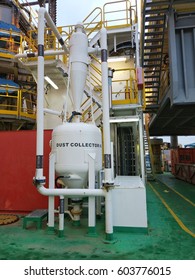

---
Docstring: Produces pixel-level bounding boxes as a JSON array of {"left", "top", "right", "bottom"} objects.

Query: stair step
[
  {"left": 144, "top": 38, "right": 163, "bottom": 43},
  {"left": 144, "top": 52, "right": 162, "bottom": 57},
  {"left": 144, "top": 57, "right": 162, "bottom": 62},
  {"left": 145, "top": 75, "right": 160, "bottom": 79},
  {"left": 145, "top": 24, "right": 164, "bottom": 29},
  {"left": 143, "top": 64, "right": 161, "bottom": 68},
  {"left": 146, "top": 1, "right": 169, "bottom": 8},
  {"left": 145, "top": 8, "right": 168, "bottom": 15},
  {"left": 144, "top": 44, "right": 163, "bottom": 49},
  {"left": 145, "top": 82, "right": 160, "bottom": 86},
  {"left": 145, "top": 31, "right": 164, "bottom": 36},
  {"left": 145, "top": 15, "right": 165, "bottom": 22},
  {"left": 145, "top": 96, "right": 158, "bottom": 98}
]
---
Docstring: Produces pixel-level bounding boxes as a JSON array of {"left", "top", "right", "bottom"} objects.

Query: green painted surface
[
  {"left": 87, "top": 227, "right": 97, "bottom": 237},
  {"left": 0, "top": 174, "right": 194, "bottom": 260}
]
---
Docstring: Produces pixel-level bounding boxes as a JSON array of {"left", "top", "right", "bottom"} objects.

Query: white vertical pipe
[
  {"left": 100, "top": 28, "right": 113, "bottom": 184},
  {"left": 35, "top": 7, "right": 46, "bottom": 180},
  {"left": 100, "top": 28, "right": 114, "bottom": 241},
  {"left": 88, "top": 153, "right": 96, "bottom": 229},
  {"left": 105, "top": 189, "right": 114, "bottom": 240},
  {"left": 48, "top": 152, "right": 55, "bottom": 229},
  {"left": 59, "top": 196, "right": 64, "bottom": 237}
]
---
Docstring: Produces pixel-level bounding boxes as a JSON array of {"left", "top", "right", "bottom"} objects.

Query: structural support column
[{"left": 170, "top": 136, "right": 178, "bottom": 149}]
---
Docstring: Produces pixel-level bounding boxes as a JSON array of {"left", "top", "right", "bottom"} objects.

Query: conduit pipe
[
  {"left": 15, "top": 46, "right": 99, "bottom": 60},
  {"left": 44, "top": 9, "right": 69, "bottom": 54},
  {"left": 44, "top": 108, "right": 62, "bottom": 116},
  {"left": 34, "top": 7, "right": 68, "bottom": 182},
  {"left": 35, "top": 7, "right": 45, "bottom": 182},
  {"left": 100, "top": 27, "right": 114, "bottom": 241},
  {"left": 37, "top": 187, "right": 104, "bottom": 197},
  {"left": 100, "top": 28, "right": 113, "bottom": 184},
  {"left": 15, "top": 49, "right": 65, "bottom": 59}
]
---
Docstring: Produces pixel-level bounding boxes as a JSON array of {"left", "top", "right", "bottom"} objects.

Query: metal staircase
[{"left": 142, "top": 0, "right": 169, "bottom": 112}]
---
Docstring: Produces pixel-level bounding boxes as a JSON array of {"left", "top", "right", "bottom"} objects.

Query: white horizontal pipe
[
  {"left": 37, "top": 186, "right": 105, "bottom": 197},
  {"left": 15, "top": 49, "right": 65, "bottom": 59},
  {"left": 44, "top": 108, "right": 61, "bottom": 116}
]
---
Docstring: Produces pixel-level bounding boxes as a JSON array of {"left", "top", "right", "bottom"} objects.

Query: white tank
[{"left": 51, "top": 122, "right": 102, "bottom": 189}]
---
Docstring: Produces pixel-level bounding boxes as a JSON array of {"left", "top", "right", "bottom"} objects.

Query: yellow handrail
[
  {"left": 111, "top": 68, "right": 139, "bottom": 105},
  {"left": 18, "top": 0, "right": 134, "bottom": 55},
  {"left": 103, "top": 0, "right": 134, "bottom": 29},
  {"left": 0, "top": 86, "right": 36, "bottom": 121}
]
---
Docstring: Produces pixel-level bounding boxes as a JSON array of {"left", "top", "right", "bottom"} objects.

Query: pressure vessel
[{"left": 51, "top": 122, "right": 102, "bottom": 189}]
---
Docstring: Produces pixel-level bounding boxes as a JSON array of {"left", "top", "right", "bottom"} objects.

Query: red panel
[
  {"left": 0, "top": 130, "right": 53, "bottom": 212},
  {"left": 178, "top": 148, "right": 195, "bottom": 164},
  {"left": 171, "top": 149, "right": 179, "bottom": 175}
]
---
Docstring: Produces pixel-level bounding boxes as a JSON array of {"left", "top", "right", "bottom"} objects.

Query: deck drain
[{"left": 0, "top": 214, "right": 19, "bottom": 225}]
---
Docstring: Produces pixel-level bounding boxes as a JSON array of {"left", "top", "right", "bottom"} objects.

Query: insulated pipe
[
  {"left": 44, "top": 108, "right": 61, "bottom": 116},
  {"left": 44, "top": 9, "right": 69, "bottom": 54},
  {"left": 88, "top": 153, "right": 96, "bottom": 231},
  {"left": 37, "top": 184, "right": 114, "bottom": 240},
  {"left": 48, "top": 152, "right": 55, "bottom": 230},
  {"left": 37, "top": 186, "right": 105, "bottom": 197},
  {"left": 100, "top": 28, "right": 113, "bottom": 184},
  {"left": 105, "top": 189, "right": 113, "bottom": 240},
  {"left": 100, "top": 28, "right": 114, "bottom": 241},
  {"left": 59, "top": 196, "right": 64, "bottom": 237},
  {"left": 15, "top": 49, "right": 65, "bottom": 59},
  {"left": 35, "top": 7, "right": 46, "bottom": 182},
  {"left": 35, "top": 7, "right": 67, "bottom": 183}
]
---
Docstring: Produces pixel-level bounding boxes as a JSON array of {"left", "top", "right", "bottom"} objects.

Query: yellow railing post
[{"left": 17, "top": 89, "right": 21, "bottom": 118}]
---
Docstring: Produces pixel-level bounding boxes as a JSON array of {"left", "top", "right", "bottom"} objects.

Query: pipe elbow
[{"left": 37, "top": 185, "right": 49, "bottom": 196}]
